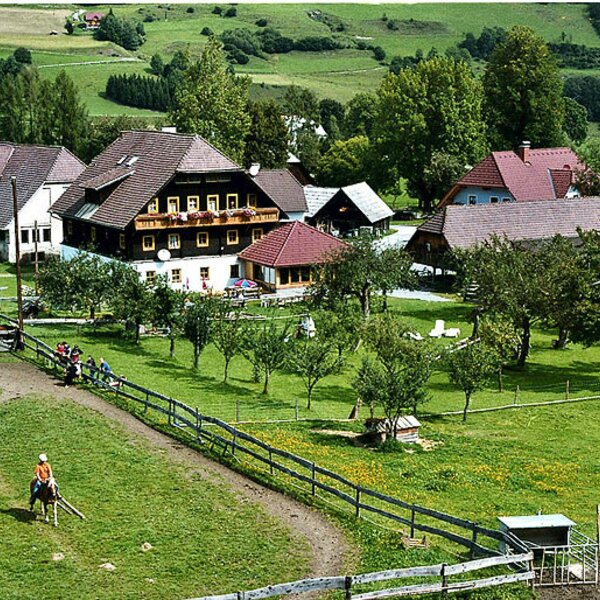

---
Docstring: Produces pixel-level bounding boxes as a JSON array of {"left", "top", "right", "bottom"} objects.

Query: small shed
[
  {"left": 497, "top": 514, "right": 575, "bottom": 550},
  {"left": 364, "top": 416, "right": 421, "bottom": 444}
]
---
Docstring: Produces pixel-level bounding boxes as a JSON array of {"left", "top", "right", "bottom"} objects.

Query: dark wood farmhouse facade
[{"left": 51, "top": 130, "right": 308, "bottom": 291}]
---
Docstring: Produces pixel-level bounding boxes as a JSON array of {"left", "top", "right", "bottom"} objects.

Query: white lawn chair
[
  {"left": 406, "top": 332, "right": 424, "bottom": 341},
  {"left": 443, "top": 328, "right": 461, "bottom": 338},
  {"left": 428, "top": 320, "right": 445, "bottom": 338}
]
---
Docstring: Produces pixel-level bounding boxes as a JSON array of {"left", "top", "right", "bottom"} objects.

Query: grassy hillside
[
  {"left": 0, "top": 394, "right": 310, "bottom": 600},
  {"left": 0, "top": 3, "right": 598, "bottom": 112}
]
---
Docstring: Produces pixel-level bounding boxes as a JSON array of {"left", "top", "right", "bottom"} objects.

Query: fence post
[
  {"left": 232, "top": 431, "right": 237, "bottom": 456},
  {"left": 196, "top": 409, "right": 202, "bottom": 442},
  {"left": 566, "top": 380, "right": 570, "bottom": 400},
  {"left": 514, "top": 385, "right": 520, "bottom": 405},
  {"left": 172, "top": 399, "right": 178, "bottom": 426},
  {"left": 410, "top": 506, "right": 416, "bottom": 538},
  {"left": 440, "top": 563, "right": 448, "bottom": 598},
  {"left": 344, "top": 575, "right": 353, "bottom": 600},
  {"left": 355, "top": 487, "right": 361, "bottom": 518},
  {"left": 269, "top": 448, "right": 274, "bottom": 475},
  {"left": 470, "top": 523, "right": 479, "bottom": 558},
  {"left": 311, "top": 463, "right": 316, "bottom": 496}
]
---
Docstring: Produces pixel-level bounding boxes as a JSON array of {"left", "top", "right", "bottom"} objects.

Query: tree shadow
[{"left": 0, "top": 507, "right": 36, "bottom": 523}]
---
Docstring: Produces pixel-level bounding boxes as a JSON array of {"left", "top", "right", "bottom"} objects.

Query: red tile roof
[
  {"left": 442, "top": 147, "right": 581, "bottom": 206},
  {"left": 239, "top": 221, "right": 348, "bottom": 267}
]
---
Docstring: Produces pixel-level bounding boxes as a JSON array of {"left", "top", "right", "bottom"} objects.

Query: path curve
[{"left": 0, "top": 361, "right": 352, "bottom": 583}]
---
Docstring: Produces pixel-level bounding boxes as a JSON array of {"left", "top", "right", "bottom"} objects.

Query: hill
[{"left": 0, "top": 3, "right": 598, "bottom": 112}]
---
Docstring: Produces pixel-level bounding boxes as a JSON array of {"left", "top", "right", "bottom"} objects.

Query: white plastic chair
[{"left": 428, "top": 320, "right": 445, "bottom": 338}]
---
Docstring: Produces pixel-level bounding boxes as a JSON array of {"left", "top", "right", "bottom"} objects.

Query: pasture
[
  {"left": 0, "top": 389, "right": 312, "bottom": 600},
  {"left": 0, "top": 3, "right": 599, "bottom": 111}
]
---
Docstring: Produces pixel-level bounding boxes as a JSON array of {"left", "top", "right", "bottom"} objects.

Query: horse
[{"left": 30, "top": 477, "right": 59, "bottom": 527}]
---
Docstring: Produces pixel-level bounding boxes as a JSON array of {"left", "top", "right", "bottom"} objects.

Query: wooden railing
[
  {"left": 134, "top": 208, "right": 280, "bottom": 230},
  {"left": 186, "top": 552, "right": 534, "bottom": 600}
]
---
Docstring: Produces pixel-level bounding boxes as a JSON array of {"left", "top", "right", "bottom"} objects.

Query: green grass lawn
[
  {"left": 0, "top": 394, "right": 311, "bottom": 600},
  {"left": 1, "top": 3, "right": 599, "bottom": 109}
]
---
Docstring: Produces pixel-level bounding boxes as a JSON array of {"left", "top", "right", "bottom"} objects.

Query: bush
[
  {"left": 221, "top": 28, "right": 262, "bottom": 57},
  {"left": 212, "top": 6, "right": 222, "bottom": 14},
  {"left": 186, "top": 6, "right": 194, "bottom": 13},
  {"left": 255, "top": 18, "right": 268, "bottom": 27},
  {"left": 257, "top": 27, "right": 294, "bottom": 54},
  {"left": 64, "top": 21, "right": 74, "bottom": 35},
  {"left": 224, "top": 7, "right": 237, "bottom": 17},
  {"left": 201, "top": 26, "right": 213, "bottom": 36},
  {"left": 294, "top": 36, "right": 341, "bottom": 52},
  {"left": 372, "top": 46, "right": 386, "bottom": 61},
  {"left": 143, "top": 14, "right": 155, "bottom": 23}
]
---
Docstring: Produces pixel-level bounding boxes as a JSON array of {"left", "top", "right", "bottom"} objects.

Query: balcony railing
[{"left": 134, "top": 207, "right": 280, "bottom": 230}]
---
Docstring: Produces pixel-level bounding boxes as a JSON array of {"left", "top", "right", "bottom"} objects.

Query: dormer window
[
  {"left": 117, "top": 155, "right": 127, "bottom": 165},
  {"left": 126, "top": 156, "right": 139, "bottom": 167}
]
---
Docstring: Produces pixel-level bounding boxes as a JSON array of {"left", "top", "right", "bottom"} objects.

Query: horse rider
[{"left": 29, "top": 453, "right": 53, "bottom": 509}]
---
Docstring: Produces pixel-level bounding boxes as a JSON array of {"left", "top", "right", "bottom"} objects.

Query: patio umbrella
[{"left": 234, "top": 278, "right": 258, "bottom": 288}]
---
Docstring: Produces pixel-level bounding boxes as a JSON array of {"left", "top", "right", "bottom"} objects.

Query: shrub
[
  {"left": 13, "top": 47, "right": 32, "bottom": 64},
  {"left": 294, "top": 36, "right": 341, "bottom": 52},
  {"left": 372, "top": 46, "right": 386, "bottom": 61},
  {"left": 258, "top": 27, "right": 294, "bottom": 54},
  {"left": 186, "top": 6, "right": 195, "bottom": 13},
  {"left": 201, "top": 26, "right": 213, "bottom": 36},
  {"left": 221, "top": 28, "right": 262, "bottom": 57},
  {"left": 255, "top": 18, "right": 268, "bottom": 27},
  {"left": 143, "top": 14, "right": 155, "bottom": 23},
  {"left": 64, "top": 21, "right": 74, "bottom": 35},
  {"left": 224, "top": 7, "right": 237, "bottom": 17},
  {"left": 212, "top": 6, "right": 222, "bottom": 14}
]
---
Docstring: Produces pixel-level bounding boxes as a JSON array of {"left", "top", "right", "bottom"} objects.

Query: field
[
  {"left": 0, "top": 386, "right": 314, "bottom": 600},
  {"left": 0, "top": 3, "right": 598, "bottom": 111}
]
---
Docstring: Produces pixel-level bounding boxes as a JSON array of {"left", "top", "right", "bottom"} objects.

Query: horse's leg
[
  {"left": 43, "top": 502, "right": 49, "bottom": 523},
  {"left": 53, "top": 503, "right": 58, "bottom": 527}
]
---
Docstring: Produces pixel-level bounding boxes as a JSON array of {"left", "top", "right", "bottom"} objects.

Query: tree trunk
[
  {"left": 193, "top": 345, "right": 199, "bottom": 370},
  {"left": 307, "top": 387, "right": 313, "bottom": 410},
  {"left": 224, "top": 357, "right": 231, "bottom": 383},
  {"left": 135, "top": 323, "right": 140, "bottom": 344},
  {"left": 262, "top": 370, "right": 270, "bottom": 394},
  {"left": 169, "top": 335, "right": 175, "bottom": 358},
  {"left": 554, "top": 327, "right": 569, "bottom": 350},
  {"left": 382, "top": 291, "right": 388, "bottom": 312},
  {"left": 498, "top": 365, "right": 503, "bottom": 393},
  {"left": 90, "top": 305, "right": 96, "bottom": 320},
  {"left": 360, "top": 285, "right": 371, "bottom": 319},
  {"left": 470, "top": 308, "right": 482, "bottom": 339},
  {"left": 463, "top": 391, "right": 471, "bottom": 422},
  {"left": 517, "top": 316, "right": 531, "bottom": 367}
]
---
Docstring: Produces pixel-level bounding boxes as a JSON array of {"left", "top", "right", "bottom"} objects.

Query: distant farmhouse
[
  {"left": 439, "top": 142, "right": 581, "bottom": 207},
  {"left": 0, "top": 143, "right": 85, "bottom": 263},
  {"left": 83, "top": 12, "right": 104, "bottom": 30}
]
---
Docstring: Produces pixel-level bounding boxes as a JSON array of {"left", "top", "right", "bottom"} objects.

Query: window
[
  {"left": 490, "top": 197, "right": 499, "bottom": 204},
  {"left": 187, "top": 196, "right": 199, "bottom": 211},
  {"left": 200, "top": 266, "right": 210, "bottom": 280},
  {"left": 171, "top": 268, "right": 182, "bottom": 284},
  {"left": 142, "top": 235, "right": 155, "bottom": 251},
  {"left": 167, "top": 196, "right": 180, "bottom": 213},
  {"left": 230, "top": 264, "right": 240, "bottom": 279},
  {"left": 227, "top": 229, "right": 239, "bottom": 245},
  {"left": 279, "top": 267, "right": 311, "bottom": 285},
  {"left": 67, "top": 221, "right": 73, "bottom": 235},
  {"left": 91, "top": 226, "right": 97, "bottom": 242},
  {"left": 43, "top": 228, "right": 51, "bottom": 242},
  {"left": 502, "top": 197, "right": 511, "bottom": 203},
  {"left": 468, "top": 195, "right": 477, "bottom": 205},
  {"left": 252, "top": 228, "right": 264, "bottom": 243},
  {"left": 119, "top": 233, "right": 126, "bottom": 250},
  {"left": 20, "top": 229, "right": 29, "bottom": 244},
  {"left": 247, "top": 193, "right": 257, "bottom": 208},
  {"left": 196, "top": 231, "right": 209, "bottom": 247},
  {"left": 168, "top": 233, "right": 181, "bottom": 250},
  {"left": 207, "top": 194, "right": 219, "bottom": 211},
  {"left": 227, "top": 194, "right": 239, "bottom": 209},
  {"left": 145, "top": 270, "right": 157, "bottom": 284},
  {"left": 148, "top": 198, "right": 159, "bottom": 214}
]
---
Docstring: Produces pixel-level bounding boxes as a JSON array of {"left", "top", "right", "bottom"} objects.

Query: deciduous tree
[
  {"left": 211, "top": 304, "right": 247, "bottom": 383},
  {"left": 183, "top": 295, "right": 215, "bottom": 369},
  {"left": 244, "top": 99, "right": 290, "bottom": 168},
  {"left": 151, "top": 275, "right": 186, "bottom": 357}
]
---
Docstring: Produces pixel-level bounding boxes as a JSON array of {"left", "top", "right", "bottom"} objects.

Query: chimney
[
  {"left": 161, "top": 126, "right": 177, "bottom": 134},
  {"left": 518, "top": 141, "right": 531, "bottom": 163},
  {"left": 249, "top": 163, "right": 261, "bottom": 177}
]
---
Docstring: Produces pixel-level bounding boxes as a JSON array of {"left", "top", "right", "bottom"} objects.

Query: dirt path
[
  {"left": 538, "top": 587, "right": 599, "bottom": 599},
  {"left": 0, "top": 362, "right": 352, "bottom": 582}
]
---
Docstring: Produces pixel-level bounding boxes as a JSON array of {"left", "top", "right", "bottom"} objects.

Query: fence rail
[{"left": 184, "top": 552, "right": 534, "bottom": 600}]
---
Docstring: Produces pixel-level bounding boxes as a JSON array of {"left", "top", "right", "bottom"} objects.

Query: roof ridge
[
  {"left": 273, "top": 222, "right": 297, "bottom": 265},
  {"left": 490, "top": 153, "right": 509, "bottom": 189}
]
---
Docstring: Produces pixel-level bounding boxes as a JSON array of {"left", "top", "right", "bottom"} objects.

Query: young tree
[
  {"left": 478, "top": 317, "right": 520, "bottom": 392},
  {"left": 286, "top": 338, "right": 341, "bottom": 409},
  {"left": 170, "top": 38, "right": 251, "bottom": 163},
  {"left": 244, "top": 99, "right": 290, "bottom": 168},
  {"left": 564, "top": 97, "right": 588, "bottom": 145},
  {"left": 183, "top": 295, "right": 214, "bottom": 369},
  {"left": 316, "top": 136, "right": 374, "bottom": 188},
  {"left": 314, "top": 305, "right": 362, "bottom": 360},
  {"left": 312, "top": 236, "right": 416, "bottom": 319},
  {"left": 483, "top": 26, "right": 566, "bottom": 150},
  {"left": 150, "top": 53, "right": 165, "bottom": 76},
  {"left": 375, "top": 56, "right": 487, "bottom": 211},
  {"left": 345, "top": 92, "right": 377, "bottom": 138},
  {"left": 211, "top": 304, "right": 247, "bottom": 382},
  {"left": 242, "top": 320, "right": 289, "bottom": 394},
  {"left": 446, "top": 342, "right": 498, "bottom": 422},
  {"left": 151, "top": 276, "right": 186, "bottom": 357},
  {"left": 70, "top": 254, "right": 112, "bottom": 320},
  {"left": 38, "top": 256, "right": 77, "bottom": 313}
]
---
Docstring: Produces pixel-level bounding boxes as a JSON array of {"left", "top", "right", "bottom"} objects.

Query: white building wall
[{"left": 1, "top": 183, "right": 70, "bottom": 263}]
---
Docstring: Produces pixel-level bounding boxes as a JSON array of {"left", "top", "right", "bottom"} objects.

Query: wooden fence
[
  {"left": 186, "top": 552, "right": 534, "bottom": 600},
  {"left": 6, "top": 320, "right": 530, "bottom": 562}
]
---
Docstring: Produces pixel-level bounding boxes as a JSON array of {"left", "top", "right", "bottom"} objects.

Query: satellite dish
[{"left": 157, "top": 249, "right": 171, "bottom": 262}]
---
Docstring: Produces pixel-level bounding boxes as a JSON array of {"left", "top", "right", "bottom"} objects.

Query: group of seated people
[{"left": 54, "top": 341, "right": 123, "bottom": 388}]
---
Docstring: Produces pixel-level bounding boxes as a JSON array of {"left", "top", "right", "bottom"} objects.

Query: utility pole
[
  {"left": 11, "top": 176, "right": 24, "bottom": 331},
  {"left": 34, "top": 219, "right": 39, "bottom": 295}
]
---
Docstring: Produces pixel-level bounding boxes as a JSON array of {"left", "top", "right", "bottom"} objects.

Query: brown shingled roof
[
  {"left": 251, "top": 169, "right": 308, "bottom": 215},
  {"left": 51, "top": 130, "right": 242, "bottom": 230},
  {"left": 239, "top": 221, "right": 347, "bottom": 267},
  {"left": 0, "top": 143, "right": 85, "bottom": 229}
]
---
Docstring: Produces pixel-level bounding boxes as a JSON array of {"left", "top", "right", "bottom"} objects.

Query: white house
[{"left": 0, "top": 143, "right": 85, "bottom": 263}]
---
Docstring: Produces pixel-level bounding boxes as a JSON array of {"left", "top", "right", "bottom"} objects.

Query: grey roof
[
  {"left": 251, "top": 169, "right": 308, "bottom": 214},
  {"left": 304, "top": 186, "right": 338, "bottom": 218},
  {"left": 0, "top": 143, "right": 85, "bottom": 229},
  {"left": 410, "top": 198, "right": 600, "bottom": 250},
  {"left": 339, "top": 182, "right": 394, "bottom": 224},
  {"left": 498, "top": 515, "right": 575, "bottom": 530}
]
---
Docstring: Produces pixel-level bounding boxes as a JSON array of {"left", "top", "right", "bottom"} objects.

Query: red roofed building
[
  {"left": 84, "top": 12, "right": 104, "bottom": 30},
  {"left": 239, "top": 221, "right": 347, "bottom": 290},
  {"left": 439, "top": 142, "right": 581, "bottom": 208}
]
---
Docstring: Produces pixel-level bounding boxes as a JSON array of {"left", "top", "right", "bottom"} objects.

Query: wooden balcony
[{"left": 134, "top": 208, "right": 280, "bottom": 231}]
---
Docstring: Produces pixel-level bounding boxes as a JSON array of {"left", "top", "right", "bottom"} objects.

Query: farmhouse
[
  {"left": 50, "top": 130, "right": 309, "bottom": 292},
  {"left": 239, "top": 221, "right": 347, "bottom": 291},
  {"left": 406, "top": 197, "right": 600, "bottom": 269},
  {"left": 305, "top": 182, "right": 393, "bottom": 236},
  {"left": 0, "top": 143, "right": 85, "bottom": 263},
  {"left": 83, "top": 12, "right": 104, "bottom": 29},
  {"left": 439, "top": 142, "right": 581, "bottom": 207}
]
